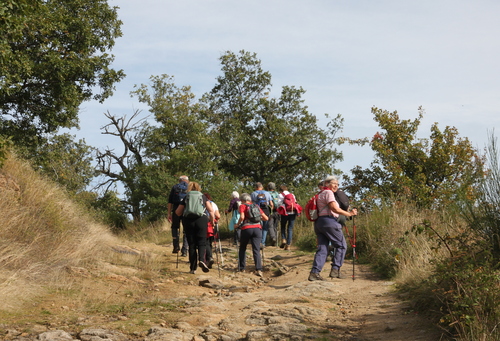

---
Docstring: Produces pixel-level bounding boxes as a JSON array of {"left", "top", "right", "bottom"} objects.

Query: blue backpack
[
  {"left": 172, "top": 182, "right": 188, "bottom": 204},
  {"left": 255, "top": 190, "right": 268, "bottom": 208}
]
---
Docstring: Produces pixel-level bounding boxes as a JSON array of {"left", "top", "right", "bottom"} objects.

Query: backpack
[
  {"left": 172, "top": 181, "right": 188, "bottom": 204},
  {"left": 334, "top": 189, "right": 349, "bottom": 211},
  {"left": 278, "top": 193, "right": 303, "bottom": 216},
  {"left": 245, "top": 203, "right": 262, "bottom": 223},
  {"left": 305, "top": 190, "right": 331, "bottom": 221},
  {"left": 183, "top": 191, "right": 205, "bottom": 218},
  {"left": 270, "top": 191, "right": 279, "bottom": 211},
  {"left": 305, "top": 192, "right": 321, "bottom": 221},
  {"left": 283, "top": 193, "right": 296, "bottom": 212},
  {"left": 305, "top": 189, "right": 348, "bottom": 221},
  {"left": 255, "top": 190, "right": 268, "bottom": 208}
]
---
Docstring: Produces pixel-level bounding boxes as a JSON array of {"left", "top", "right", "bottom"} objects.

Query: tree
[
  {"left": 344, "top": 107, "right": 485, "bottom": 208},
  {"left": 132, "top": 74, "right": 219, "bottom": 179},
  {"left": 131, "top": 75, "right": 232, "bottom": 220},
  {"left": 30, "top": 133, "right": 96, "bottom": 195},
  {"left": 96, "top": 110, "right": 148, "bottom": 223},
  {"left": 0, "top": 0, "right": 125, "bottom": 147},
  {"left": 201, "top": 50, "right": 343, "bottom": 187}
]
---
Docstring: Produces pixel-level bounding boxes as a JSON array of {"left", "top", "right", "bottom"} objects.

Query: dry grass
[
  {"left": 0, "top": 154, "right": 117, "bottom": 310},
  {"left": 357, "top": 201, "right": 467, "bottom": 285}
]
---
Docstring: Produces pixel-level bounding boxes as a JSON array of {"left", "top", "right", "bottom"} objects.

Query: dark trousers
[
  {"left": 268, "top": 212, "right": 281, "bottom": 244},
  {"left": 172, "top": 207, "right": 188, "bottom": 253},
  {"left": 183, "top": 215, "right": 209, "bottom": 271},
  {"left": 238, "top": 227, "right": 262, "bottom": 271}
]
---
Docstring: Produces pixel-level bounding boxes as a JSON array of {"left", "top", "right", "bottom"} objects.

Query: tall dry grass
[
  {"left": 357, "top": 201, "right": 467, "bottom": 284},
  {"left": 0, "top": 154, "right": 117, "bottom": 310}
]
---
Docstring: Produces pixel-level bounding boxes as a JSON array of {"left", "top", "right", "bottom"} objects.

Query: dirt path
[
  {"left": 2, "top": 240, "right": 446, "bottom": 340},
  {"left": 155, "top": 241, "right": 444, "bottom": 340}
]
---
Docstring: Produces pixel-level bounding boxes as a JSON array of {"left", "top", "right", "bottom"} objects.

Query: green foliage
[
  {"left": 463, "top": 131, "right": 500, "bottom": 261},
  {"left": 420, "top": 131, "right": 500, "bottom": 340},
  {"left": 20, "top": 133, "right": 97, "bottom": 195},
  {"left": 132, "top": 74, "right": 219, "bottom": 179},
  {"left": 97, "top": 52, "right": 344, "bottom": 222},
  {"left": 202, "top": 50, "right": 343, "bottom": 187},
  {"left": 89, "top": 191, "right": 129, "bottom": 230},
  {"left": 345, "top": 107, "right": 484, "bottom": 209},
  {"left": 416, "top": 248, "right": 500, "bottom": 340},
  {"left": 0, "top": 136, "right": 12, "bottom": 167},
  {"left": 294, "top": 225, "right": 318, "bottom": 252},
  {"left": 0, "top": 0, "right": 125, "bottom": 147}
]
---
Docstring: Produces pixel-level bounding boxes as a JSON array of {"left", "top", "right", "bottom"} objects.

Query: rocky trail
[{"left": 1, "top": 240, "right": 445, "bottom": 341}]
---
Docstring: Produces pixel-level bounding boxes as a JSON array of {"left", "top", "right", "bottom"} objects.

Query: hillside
[{"left": 0, "top": 155, "right": 444, "bottom": 340}]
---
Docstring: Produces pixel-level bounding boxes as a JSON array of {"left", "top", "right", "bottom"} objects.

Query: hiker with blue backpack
[
  {"left": 175, "top": 182, "right": 215, "bottom": 274},
  {"left": 266, "top": 182, "right": 281, "bottom": 247},
  {"left": 236, "top": 193, "right": 269, "bottom": 278},
  {"left": 308, "top": 176, "right": 357, "bottom": 281},
  {"left": 250, "top": 182, "right": 273, "bottom": 248},
  {"left": 167, "top": 175, "right": 189, "bottom": 256}
]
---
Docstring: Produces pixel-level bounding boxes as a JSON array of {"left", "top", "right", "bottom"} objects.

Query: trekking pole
[
  {"left": 352, "top": 216, "right": 357, "bottom": 281},
  {"left": 261, "top": 243, "right": 265, "bottom": 268},
  {"left": 343, "top": 217, "right": 357, "bottom": 281},
  {"left": 214, "top": 231, "right": 221, "bottom": 278},
  {"left": 216, "top": 223, "right": 224, "bottom": 266}
]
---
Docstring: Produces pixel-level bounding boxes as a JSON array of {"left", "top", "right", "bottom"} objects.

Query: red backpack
[
  {"left": 305, "top": 190, "right": 329, "bottom": 221},
  {"left": 283, "top": 193, "right": 295, "bottom": 211},
  {"left": 278, "top": 193, "right": 303, "bottom": 216}
]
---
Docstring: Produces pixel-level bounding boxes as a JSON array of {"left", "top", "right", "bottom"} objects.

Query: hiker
[
  {"left": 251, "top": 182, "right": 273, "bottom": 247},
  {"left": 267, "top": 182, "right": 280, "bottom": 246},
  {"left": 308, "top": 176, "right": 357, "bottom": 281},
  {"left": 277, "top": 184, "right": 298, "bottom": 250},
  {"left": 167, "top": 175, "right": 189, "bottom": 256},
  {"left": 204, "top": 193, "right": 221, "bottom": 269},
  {"left": 175, "top": 182, "right": 215, "bottom": 274},
  {"left": 225, "top": 191, "right": 241, "bottom": 245},
  {"left": 237, "top": 193, "right": 269, "bottom": 277}
]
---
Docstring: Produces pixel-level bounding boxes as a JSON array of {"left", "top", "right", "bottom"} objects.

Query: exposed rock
[
  {"left": 36, "top": 330, "right": 76, "bottom": 341},
  {"left": 79, "top": 328, "right": 128, "bottom": 341}
]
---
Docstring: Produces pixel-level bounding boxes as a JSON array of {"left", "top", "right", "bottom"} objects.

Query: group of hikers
[{"left": 167, "top": 175, "right": 357, "bottom": 280}]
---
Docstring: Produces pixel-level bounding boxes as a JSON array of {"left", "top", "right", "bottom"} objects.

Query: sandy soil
[{"left": 1, "top": 240, "right": 447, "bottom": 341}]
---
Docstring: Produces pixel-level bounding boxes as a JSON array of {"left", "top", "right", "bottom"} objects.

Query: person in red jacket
[{"left": 236, "top": 193, "right": 269, "bottom": 277}]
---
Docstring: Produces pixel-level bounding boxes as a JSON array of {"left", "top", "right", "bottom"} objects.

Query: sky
[{"left": 74, "top": 0, "right": 500, "bottom": 181}]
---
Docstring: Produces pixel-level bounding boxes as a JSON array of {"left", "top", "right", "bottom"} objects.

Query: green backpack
[
  {"left": 270, "top": 191, "right": 279, "bottom": 211},
  {"left": 183, "top": 191, "right": 205, "bottom": 218}
]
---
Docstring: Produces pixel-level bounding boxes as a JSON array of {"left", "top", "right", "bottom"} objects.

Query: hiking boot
[
  {"left": 172, "top": 247, "right": 180, "bottom": 254},
  {"left": 181, "top": 252, "right": 187, "bottom": 257},
  {"left": 308, "top": 272, "right": 324, "bottom": 281},
  {"left": 208, "top": 258, "right": 214, "bottom": 269},
  {"left": 329, "top": 268, "right": 345, "bottom": 279},
  {"left": 199, "top": 261, "right": 209, "bottom": 273},
  {"left": 260, "top": 243, "right": 265, "bottom": 250},
  {"left": 280, "top": 239, "right": 287, "bottom": 248},
  {"left": 255, "top": 270, "right": 263, "bottom": 278},
  {"left": 238, "top": 269, "right": 246, "bottom": 273},
  {"left": 284, "top": 244, "right": 289, "bottom": 250},
  {"left": 189, "top": 270, "right": 195, "bottom": 274},
  {"left": 329, "top": 268, "right": 338, "bottom": 278}
]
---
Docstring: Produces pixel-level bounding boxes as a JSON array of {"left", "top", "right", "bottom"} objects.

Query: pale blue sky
[{"left": 75, "top": 0, "right": 500, "bottom": 181}]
